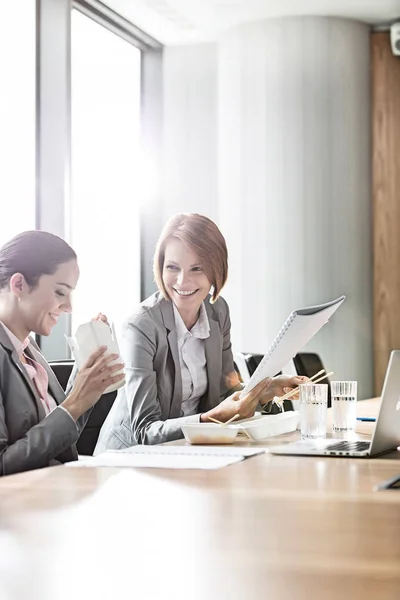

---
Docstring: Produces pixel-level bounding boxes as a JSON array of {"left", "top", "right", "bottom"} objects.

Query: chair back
[
  {"left": 234, "top": 352, "right": 291, "bottom": 412},
  {"left": 49, "top": 360, "right": 118, "bottom": 455},
  {"left": 235, "top": 350, "right": 331, "bottom": 410},
  {"left": 76, "top": 391, "right": 117, "bottom": 455},
  {"left": 293, "top": 352, "right": 331, "bottom": 407},
  {"left": 48, "top": 360, "right": 74, "bottom": 393},
  {"left": 234, "top": 353, "right": 264, "bottom": 382}
]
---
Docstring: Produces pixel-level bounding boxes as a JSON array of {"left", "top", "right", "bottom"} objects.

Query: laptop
[{"left": 270, "top": 350, "right": 400, "bottom": 458}]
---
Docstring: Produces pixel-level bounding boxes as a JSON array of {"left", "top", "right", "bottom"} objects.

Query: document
[
  {"left": 68, "top": 445, "right": 265, "bottom": 470},
  {"left": 241, "top": 295, "right": 346, "bottom": 395}
]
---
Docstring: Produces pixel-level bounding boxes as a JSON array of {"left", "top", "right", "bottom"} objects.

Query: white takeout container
[
  {"left": 236, "top": 411, "right": 299, "bottom": 441},
  {"left": 181, "top": 423, "right": 239, "bottom": 445},
  {"left": 66, "top": 321, "right": 125, "bottom": 394}
]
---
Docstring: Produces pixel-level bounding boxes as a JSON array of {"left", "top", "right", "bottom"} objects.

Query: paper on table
[
  {"left": 114, "top": 445, "right": 265, "bottom": 457},
  {"left": 67, "top": 454, "right": 243, "bottom": 470},
  {"left": 67, "top": 445, "right": 265, "bottom": 470}
]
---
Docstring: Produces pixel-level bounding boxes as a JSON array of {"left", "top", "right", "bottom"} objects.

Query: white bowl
[
  {"left": 181, "top": 423, "right": 239, "bottom": 445},
  {"left": 237, "top": 411, "right": 299, "bottom": 441}
]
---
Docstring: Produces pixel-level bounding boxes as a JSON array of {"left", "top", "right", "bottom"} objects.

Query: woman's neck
[
  {"left": 0, "top": 302, "right": 29, "bottom": 342},
  {"left": 177, "top": 306, "right": 200, "bottom": 331}
]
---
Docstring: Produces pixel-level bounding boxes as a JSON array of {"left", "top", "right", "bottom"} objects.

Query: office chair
[
  {"left": 292, "top": 352, "right": 332, "bottom": 407},
  {"left": 49, "top": 360, "right": 118, "bottom": 455},
  {"left": 234, "top": 352, "right": 291, "bottom": 413},
  {"left": 235, "top": 351, "right": 331, "bottom": 411},
  {"left": 75, "top": 390, "right": 117, "bottom": 455},
  {"left": 234, "top": 353, "right": 266, "bottom": 383},
  {"left": 48, "top": 360, "right": 74, "bottom": 393}
]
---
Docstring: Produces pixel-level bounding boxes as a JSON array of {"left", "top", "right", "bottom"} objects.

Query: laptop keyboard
[{"left": 325, "top": 441, "right": 370, "bottom": 453}]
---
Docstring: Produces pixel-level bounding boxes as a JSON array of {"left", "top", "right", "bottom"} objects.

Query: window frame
[{"left": 36, "top": 0, "right": 163, "bottom": 359}]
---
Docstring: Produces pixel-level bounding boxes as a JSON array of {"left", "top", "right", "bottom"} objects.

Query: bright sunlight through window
[
  {"left": 70, "top": 10, "right": 141, "bottom": 338},
  {"left": 0, "top": 2, "right": 35, "bottom": 246}
]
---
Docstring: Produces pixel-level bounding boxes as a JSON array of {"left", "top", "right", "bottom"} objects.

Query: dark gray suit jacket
[
  {"left": 95, "top": 292, "right": 242, "bottom": 452},
  {"left": 0, "top": 324, "right": 88, "bottom": 476}
]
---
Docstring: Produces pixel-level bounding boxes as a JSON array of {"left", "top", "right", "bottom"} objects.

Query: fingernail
[{"left": 283, "top": 388, "right": 290, "bottom": 393}]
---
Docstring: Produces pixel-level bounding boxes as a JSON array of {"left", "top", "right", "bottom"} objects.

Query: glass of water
[
  {"left": 331, "top": 381, "right": 357, "bottom": 433},
  {"left": 299, "top": 384, "right": 328, "bottom": 439}
]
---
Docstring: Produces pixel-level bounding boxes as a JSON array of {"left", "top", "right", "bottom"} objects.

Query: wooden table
[{"left": 0, "top": 399, "right": 399, "bottom": 600}]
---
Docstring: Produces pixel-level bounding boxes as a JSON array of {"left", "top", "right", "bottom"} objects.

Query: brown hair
[
  {"left": 153, "top": 214, "right": 228, "bottom": 303},
  {"left": 0, "top": 230, "right": 77, "bottom": 290}
]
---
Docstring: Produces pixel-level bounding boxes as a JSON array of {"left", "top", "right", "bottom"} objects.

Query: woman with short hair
[
  {"left": 0, "top": 230, "right": 124, "bottom": 475},
  {"left": 96, "top": 213, "right": 305, "bottom": 450}
]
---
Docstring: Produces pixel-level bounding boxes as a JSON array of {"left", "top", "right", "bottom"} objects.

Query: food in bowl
[
  {"left": 181, "top": 422, "right": 239, "bottom": 445},
  {"left": 237, "top": 412, "right": 299, "bottom": 441}
]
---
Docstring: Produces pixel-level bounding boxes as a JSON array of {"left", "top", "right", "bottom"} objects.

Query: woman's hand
[
  {"left": 62, "top": 346, "right": 124, "bottom": 420},
  {"left": 265, "top": 374, "right": 309, "bottom": 402},
  {"left": 92, "top": 312, "right": 110, "bottom": 327},
  {"left": 201, "top": 378, "right": 271, "bottom": 423}
]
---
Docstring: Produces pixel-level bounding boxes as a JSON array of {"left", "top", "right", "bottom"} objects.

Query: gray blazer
[
  {"left": 0, "top": 324, "right": 88, "bottom": 476},
  {"left": 95, "top": 292, "right": 242, "bottom": 452}
]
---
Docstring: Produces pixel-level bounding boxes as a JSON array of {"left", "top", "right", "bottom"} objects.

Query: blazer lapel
[
  {"left": 27, "top": 339, "right": 77, "bottom": 462},
  {"left": 13, "top": 351, "right": 46, "bottom": 421},
  {"left": 160, "top": 300, "right": 183, "bottom": 417},
  {"left": 0, "top": 327, "right": 46, "bottom": 421},
  {"left": 27, "top": 341, "right": 66, "bottom": 406},
  {"left": 203, "top": 303, "right": 223, "bottom": 411}
]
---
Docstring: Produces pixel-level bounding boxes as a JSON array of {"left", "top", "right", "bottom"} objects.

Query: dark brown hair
[
  {"left": 153, "top": 214, "right": 228, "bottom": 303},
  {"left": 0, "top": 230, "right": 77, "bottom": 290}
]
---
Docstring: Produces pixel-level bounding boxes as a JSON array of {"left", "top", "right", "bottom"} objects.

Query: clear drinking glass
[
  {"left": 331, "top": 381, "right": 357, "bottom": 433},
  {"left": 299, "top": 384, "right": 328, "bottom": 439}
]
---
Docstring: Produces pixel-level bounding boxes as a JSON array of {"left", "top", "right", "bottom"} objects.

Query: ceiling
[{"left": 103, "top": 0, "right": 400, "bottom": 44}]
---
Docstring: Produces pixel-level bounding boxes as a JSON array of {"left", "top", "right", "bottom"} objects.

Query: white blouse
[{"left": 172, "top": 302, "right": 210, "bottom": 416}]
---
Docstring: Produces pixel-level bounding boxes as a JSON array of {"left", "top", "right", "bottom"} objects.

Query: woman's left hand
[
  {"left": 92, "top": 312, "right": 110, "bottom": 327},
  {"left": 261, "top": 374, "right": 309, "bottom": 404}
]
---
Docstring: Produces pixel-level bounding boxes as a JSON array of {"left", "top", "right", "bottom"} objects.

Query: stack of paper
[{"left": 68, "top": 445, "right": 265, "bottom": 470}]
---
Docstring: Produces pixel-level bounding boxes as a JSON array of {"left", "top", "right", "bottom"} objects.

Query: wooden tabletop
[{"left": 0, "top": 398, "right": 399, "bottom": 600}]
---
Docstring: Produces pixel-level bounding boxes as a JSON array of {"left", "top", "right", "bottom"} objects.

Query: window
[
  {"left": 0, "top": 2, "right": 36, "bottom": 246},
  {"left": 70, "top": 9, "right": 142, "bottom": 336}
]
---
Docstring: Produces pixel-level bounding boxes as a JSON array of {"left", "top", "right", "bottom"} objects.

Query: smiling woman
[
  {"left": 0, "top": 231, "right": 125, "bottom": 476},
  {"left": 154, "top": 214, "right": 228, "bottom": 312},
  {"left": 162, "top": 238, "right": 212, "bottom": 329},
  {"left": 95, "top": 213, "right": 307, "bottom": 451}
]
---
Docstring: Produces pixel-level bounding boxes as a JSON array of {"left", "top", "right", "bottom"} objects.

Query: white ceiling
[{"left": 103, "top": 0, "right": 400, "bottom": 44}]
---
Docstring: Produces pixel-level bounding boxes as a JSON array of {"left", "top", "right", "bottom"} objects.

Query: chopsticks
[
  {"left": 207, "top": 414, "right": 253, "bottom": 439},
  {"left": 278, "top": 369, "right": 334, "bottom": 402},
  {"left": 207, "top": 414, "right": 240, "bottom": 426},
  {"left": 206, "top": 371, "right": 334, "bottom": 422}
]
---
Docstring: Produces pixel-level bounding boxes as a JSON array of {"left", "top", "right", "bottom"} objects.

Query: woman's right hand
[
  {"left": 61, "top": 346, "right": 125, "bottom": 421},
  {"left": 200, "top": 377, "right": 271, "bottom": 423}
]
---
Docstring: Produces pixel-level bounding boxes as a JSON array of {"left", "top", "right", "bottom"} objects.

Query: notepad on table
[
  {"left": 67, "top": 445, "right": 265, "bottom": 470},
  {"left": 241, "top": 295, "right": 345, "bottom": 395}
]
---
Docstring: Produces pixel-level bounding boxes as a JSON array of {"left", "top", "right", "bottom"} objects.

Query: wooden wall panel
[{"left": 372, "top": 32, "right": 400, "bottom": 394}]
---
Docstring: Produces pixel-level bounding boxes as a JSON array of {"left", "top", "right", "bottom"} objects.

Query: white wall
[
  {"left": 162, "top": 44, "right": 218, "bottom": 222},
  {"left": 160, "top": 18, "right": 373, "bottom": 398},
  {"left": 218, "top": 18, "right": 372, "bottom": 398}
]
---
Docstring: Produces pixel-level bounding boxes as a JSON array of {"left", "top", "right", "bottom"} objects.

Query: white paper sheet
[
  {"left": 67, "top": 454, "right": 243, "bottom": 469},
  {"left": 114, "top": 445, "right": 265, "bottom": 457},
  {"left": 67, "top": 445, "right": 265, "bottom": 470}
]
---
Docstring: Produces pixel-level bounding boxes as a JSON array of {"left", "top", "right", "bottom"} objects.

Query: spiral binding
[{"left": 242, "top": 311, "right": 296, "bottom": 393}]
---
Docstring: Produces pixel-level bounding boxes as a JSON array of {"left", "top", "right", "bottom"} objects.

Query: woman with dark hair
[
  {"left": 95, "top": 214, "right": 306, "bottom": 450},
  {"left": 0, "top": 230, "right": 124, "bottom": 476}
]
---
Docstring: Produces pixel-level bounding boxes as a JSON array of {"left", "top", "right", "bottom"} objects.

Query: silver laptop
[{"left": 270, "top": 350, "right": 400, "bottom": 458}]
